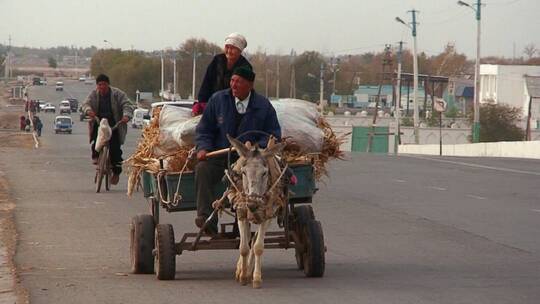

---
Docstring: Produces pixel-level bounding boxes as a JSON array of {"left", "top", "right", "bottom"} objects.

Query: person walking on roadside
[
  {"left": 19, "top": 116, "right": 26, "bottom": 131},
  {"left": 33, "top": 116, "right": 43, "bottom": 137},
  {"left": 81, "top": 74, "right": 134, "bottom": 186},
  {"left": 193, "top": 33, "right": 252, "bottom": 116}
]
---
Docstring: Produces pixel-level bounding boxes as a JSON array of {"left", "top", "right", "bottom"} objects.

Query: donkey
[{"left": 226, "top": 134, "right": 287, "bottom": 288}]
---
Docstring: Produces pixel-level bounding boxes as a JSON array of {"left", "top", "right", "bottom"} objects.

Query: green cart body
[{"left": 141, "top": 163, "right": 317, "bottom": 212}]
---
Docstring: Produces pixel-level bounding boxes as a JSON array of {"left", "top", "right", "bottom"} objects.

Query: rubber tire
[
  {"left": 302, "top": 220, "right": 325, "bottom": 277},
  {"left": 130, "top": 215, "right": 155, "bottom": 274},
  {"left": 155, "top": 224, "right": 176, "bottom": 280},
  {"left": 95, "top": 147, "right": 108, "bottom": 193},
  {"left": 294, "top": 205, "right": 315, "bottom": 270}
]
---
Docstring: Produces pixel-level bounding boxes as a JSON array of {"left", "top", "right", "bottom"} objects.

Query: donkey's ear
[
  {"left": 261, "top": 142, "right": 287, "bottom": 158},
  {"left": 227, "top": 134, "right": 250, "bottom": 158}
]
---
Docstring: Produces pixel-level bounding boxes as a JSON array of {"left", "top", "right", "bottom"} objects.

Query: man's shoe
[
  {"left": 195, "top": 216, "right": 218, "bottom": 236},
  {"left": 110, "top": 174, "right": 120, "bottom": 185}
]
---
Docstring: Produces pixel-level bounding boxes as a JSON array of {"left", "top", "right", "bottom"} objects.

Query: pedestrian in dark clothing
[
  {"left": 194, "top": 66, "right": 281, "bottom": 234},
  {"left": 24, "top": 118, "right": 31, "bottom": 132},
  {"left": 194, "top": 33, "right": 252, "bottom": 116},
  {"left": 33, "top": 116, "right": 43, "bottom": 137},
  {"left": 20, "top": 116, "right": 26, "bottom": 131}
]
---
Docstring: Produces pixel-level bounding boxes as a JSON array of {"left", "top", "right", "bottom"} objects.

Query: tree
[
  {"left": 523, "top": 43, "right": 538, "bottom": 60},
  {"left": 470, "top": 104, "right": 525, "bottom": 142},
  {"left": 48, "top": 57, "right": 57, "bottom": 68}
]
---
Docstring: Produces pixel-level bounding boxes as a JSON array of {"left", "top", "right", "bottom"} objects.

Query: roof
[{"left": 525, "top": 76, "right": 540, "bottom": 98}]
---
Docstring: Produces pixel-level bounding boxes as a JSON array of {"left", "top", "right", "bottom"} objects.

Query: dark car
[
  {"left": 32, "top": 77, "right": 41, "bottom": 85},
  {"left": 67, "top": 98, "right": 78, "bottom": 112}
]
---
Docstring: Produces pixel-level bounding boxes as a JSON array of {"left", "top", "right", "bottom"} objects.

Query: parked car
[
  {"left": 67, "top": 98, "right": 78, "bottom": 111},
  {"left": 59, "top": 101, "right": 71, "bottom": 115},
  {"left": 54, "top": 116, "right": 73, "bottom": 134},
  {"left": 79, "top": 76, "right": 86, "bottom": 82},
  {"left": 32, "top": 77, "right": 42, "bottom": 86},
  {"left": 132, "top": 108, "right": 149, "bottom": 128},
  {"left": 43, "top": 103, "right": 56, "bottom": 113},
  {"left": 55, "top": 81, "right": 64, "bottom": 91}
]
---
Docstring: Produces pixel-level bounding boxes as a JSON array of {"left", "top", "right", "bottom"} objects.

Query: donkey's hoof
[
  {"left": 252, "top": 280, "right": 262, "bottom": 289},
  {"left": 240, "top": 276, "right": 249, "bottom": 286}
]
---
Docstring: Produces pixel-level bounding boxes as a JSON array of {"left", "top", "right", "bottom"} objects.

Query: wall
[{"left": 399, "top": 141, "right": 540, "bottom": 159}]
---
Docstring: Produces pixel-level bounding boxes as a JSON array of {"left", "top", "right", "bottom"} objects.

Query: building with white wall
[{"left": 479, "top": 64, "right": 540, "bottom": 117}]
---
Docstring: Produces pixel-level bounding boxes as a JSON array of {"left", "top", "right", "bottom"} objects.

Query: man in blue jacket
[{"left": 195, "top": 66, "right": 281, "bottom": 234}]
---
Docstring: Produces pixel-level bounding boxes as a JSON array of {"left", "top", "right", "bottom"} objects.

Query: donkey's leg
[
  {"left": 252, "top": 219, "right": 271, "bottom": 288},
  {"left": 236, "top": 219, "right": 251, "bottom": 285}
]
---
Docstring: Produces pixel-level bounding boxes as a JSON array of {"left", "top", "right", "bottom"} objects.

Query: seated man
[{"left": 195, "top": 66, "right": 281, "bottom": 234}]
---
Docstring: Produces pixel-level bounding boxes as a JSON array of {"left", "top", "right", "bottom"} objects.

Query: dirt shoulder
[{"left": 0, "top": 82, "right": 31, "bottom": 303}]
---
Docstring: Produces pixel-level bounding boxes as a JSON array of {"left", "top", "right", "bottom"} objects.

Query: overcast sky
[{"left": 1, "top": 0, "right": 539, "bottom": 58}]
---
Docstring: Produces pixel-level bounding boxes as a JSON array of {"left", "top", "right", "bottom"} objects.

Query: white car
[
  {"left": 43, "top": 103, "right": 56, "bottom": 113},
  {"left": 132, "top": 108, "right": 149, "bottom": 128},
  {"left": 55, "top": 81, "right": 64, "bottom": 91},
  {"left": 79, "top": 76, "right": 86, "bottom": 82},
  {"left": 59, "top": 101, "right": 71, "bottom": 115},
  {"left": 37, "top": 100, "right": 47, "bottom": 110}
]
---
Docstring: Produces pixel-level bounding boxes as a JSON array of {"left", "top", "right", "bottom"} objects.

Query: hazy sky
[{"left": 1, "top": 0, "right": 539, "bottom": 58}]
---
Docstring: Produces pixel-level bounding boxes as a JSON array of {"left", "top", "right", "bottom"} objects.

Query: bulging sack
[
  {"left": 95, "top": 118, "right": 112, "bottom": 152},
  {"left": 271, "top": 99, "right": 324, "bottom": 153},
  {"left": 155, "top": 105, "right": 199, "bottom": 155}
]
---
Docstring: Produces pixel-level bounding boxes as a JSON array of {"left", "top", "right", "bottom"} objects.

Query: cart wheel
[
  {"left": 130, "top": 215, "right": 155, "bottom": 274},
  {"left": 155, "top": 224, "right": 176, "bottom": 280},
  {"left": 302, "top": 220, "right": 325, "bottom": 277},
  {"left": 293, "top": 205, "right": 315, "bottom": 270}
]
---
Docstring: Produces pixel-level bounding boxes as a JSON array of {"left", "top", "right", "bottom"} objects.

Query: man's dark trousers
[
  {"left": 90, "top": 121, "right": 123, "bottom": 175},
  {"left": 195, "top": 156, "right": 230, "bottom": 231}
]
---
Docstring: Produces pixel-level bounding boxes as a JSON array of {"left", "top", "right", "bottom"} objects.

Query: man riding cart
[{"left": 195, "top": 66, "right": 281, "bottom": 235}]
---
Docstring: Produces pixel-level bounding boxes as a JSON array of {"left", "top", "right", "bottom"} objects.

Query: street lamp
[
  {"left": 458, "top": 0, "right": 482, "bottom": 143},
  {"left": 103, "top": 40, "right": 113, "bottom": 49},
  {"left": 307, "top": 62, "right": 325, "bottom": 108},
  {"left": 396, "top": 12, "right": 420, "bottom": 144},
  {"left": 192, "top": 50, "right": 203, "bottom": 99}
]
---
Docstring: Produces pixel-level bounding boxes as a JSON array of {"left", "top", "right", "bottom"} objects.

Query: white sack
[
  {"left": 272, "top": 99, "right": 324, "bottom": 153},
  {"left": 155, "top": 105, "right": 199, "bottom": 155},
  {"left": 95, "top": 118, "right": 112, "bottom": 152}
]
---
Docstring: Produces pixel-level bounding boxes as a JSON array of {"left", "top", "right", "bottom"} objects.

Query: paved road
[{"left": 1, "top": 81, "right": 540, "bottom": 303}]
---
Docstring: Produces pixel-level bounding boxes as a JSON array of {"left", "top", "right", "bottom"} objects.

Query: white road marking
[
  {"left": 429, "top": 186, "right": 447, "bottom": 191},
  {"left": 404, "top": 155, "right": 540, "bottom": 176},
  {"left": 466, "top": 194, "right": 487, "bottom": 200},
  {"left": 394, "top": 179, "right": 406, "bottom": 183}
]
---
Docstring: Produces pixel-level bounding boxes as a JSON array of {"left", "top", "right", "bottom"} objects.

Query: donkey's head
[{"left": 227, "top": 135, "right": 286, "bottom": 220}]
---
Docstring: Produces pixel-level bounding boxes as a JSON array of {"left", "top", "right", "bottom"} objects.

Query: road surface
[{"left": 0, "top": 80, "right": 539, "bottom": 303}]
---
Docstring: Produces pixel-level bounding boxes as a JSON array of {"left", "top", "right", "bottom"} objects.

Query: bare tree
[{"left": 523, "top": 43, "right": 538, "bottom": 60}]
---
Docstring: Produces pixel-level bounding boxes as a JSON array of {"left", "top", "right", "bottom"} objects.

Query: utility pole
[
  {"left": 458, "top": 0, "right": 482, "bottom": 142},
  {"left": 319, "top": 63, "right": 324, "bottom": 107},
  {"left": 367, "top": 45, "right": 392, "bottom": 153},
  {"left": 472, "top": 0, "right": 482, "bottom": 143},
  {"left": 192, "top": 50, "right": 197, "bottom": 99},
  {"left": 160, "top": 52, "right": 164, "bottom": 101},
  {"left": 409, "top": 9, "right": 420, "bottom": 144},
  {"left": 173, "top": 55, "right": 177, "bottom": 97},
  {"left": 289, "top": 49, "right": 296, "bottom": 98},
  {"left": 394, "top": 41, "right": 404, "bottom": 153},
  {"left": 276, "top": 59, "right": 280, "bottom": 99}
]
